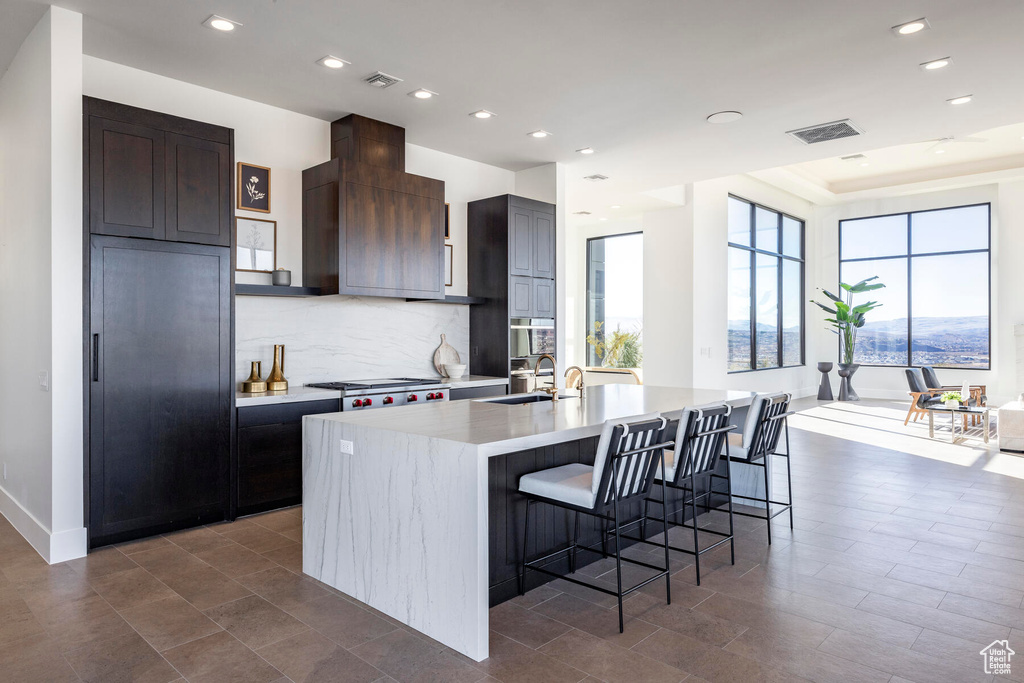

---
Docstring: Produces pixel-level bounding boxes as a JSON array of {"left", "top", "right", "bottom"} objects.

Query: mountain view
[{"left": 727, "top": 315, "right": 988, "bottom": 369}]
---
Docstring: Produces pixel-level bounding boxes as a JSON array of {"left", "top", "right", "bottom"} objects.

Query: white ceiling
[
  {"left": 4, "top": 0, "right": 1024, "bottom": 223},
  {"left": 779, "top": 121, "right": 1024, "bottom": 194}
]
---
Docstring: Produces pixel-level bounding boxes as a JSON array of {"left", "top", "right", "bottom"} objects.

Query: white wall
[
  {"left": 813, "top": 184, "right": 1019, "bottom": 402},
  {"left": 83, "top": 58, "right": 516, "bottom": 385},
  {"left": 643, "top": 206, "right": 694, "bottom": 388},
  {"left": 0, "top": 7, "right": 85, "bottom": 562},
  {"left": 0, "top": 5, "right": 54, "bottom": 539}
]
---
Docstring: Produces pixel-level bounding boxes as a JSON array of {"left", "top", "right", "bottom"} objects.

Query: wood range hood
[{"left": 302, "top": 114, "right": 446, "bottom": 299}]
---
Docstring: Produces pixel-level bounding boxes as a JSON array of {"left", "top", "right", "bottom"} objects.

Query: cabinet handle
[{"left": 92, "top": 333, "right": 99, "bottom": 382}]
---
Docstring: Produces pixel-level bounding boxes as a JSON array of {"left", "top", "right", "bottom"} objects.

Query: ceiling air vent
[
  {"left": 786, "top": 119, "right": 863, "bottom": 145},
  {"left": 573, "top": 210, "right": 592, "bottom": 215},
  {"left": 364, "top": 72, "right": 403, "bottom": 88},
  {"left": 583, "top": 174, "right": 609, "bottom": 181},
  {"left": 840, "top": 154, "right": 867, "bottom": 162}
]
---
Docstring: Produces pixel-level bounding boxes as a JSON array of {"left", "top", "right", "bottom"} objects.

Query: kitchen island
[{"left": 302, "top": 385, "right": 756, "bottom": 661}]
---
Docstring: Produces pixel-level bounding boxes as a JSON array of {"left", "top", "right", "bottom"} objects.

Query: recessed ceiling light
[
  {"left": 576, "top": 147, "right": 595, "bottom": 154},
  {"left": 947, "top": 95, "right": 973, "bottom": 105},
  {"left": 707, "top": 111, "right": 743, "bottom": 124},
  {"left": 611, "top": 205, "right": 621, "bottom": 209},
  {"left": 528, "top": 130, "right": 552, "bottom": 138},
  {"left": 892, "top": 18, "right": 929, "bottom": 35},
  {"left": 599, "top": 218, "right": 608, "bottom": 221},
  {"left": 203, "top": 15, "right": 240, "bottom": 31},
  {"left": 920, "top": 57, "right": 951, "bottom": 71},
  {"left": 470, "top": 110, "right": 495, "bottom": 119},
  {"left": 859, "top": 162, "right": 870, "bottom": 167},
  {"left": 935, "top": 149, "right": 946, "bottom": 154},
  {"left": 409, "top": 89, "right": 437, "bottom": 99},
  {"left": 317, "top": 55, "right": 349, "bottom": 69}
]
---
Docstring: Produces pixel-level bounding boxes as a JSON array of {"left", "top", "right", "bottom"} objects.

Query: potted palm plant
[{"left": 811, "top": 277, "right": 885, "bottom": 401}]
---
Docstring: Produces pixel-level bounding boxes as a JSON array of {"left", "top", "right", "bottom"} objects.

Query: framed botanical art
[
  {"left": 238, "top": 162, "right": 271, "bottom": 213},
  {"left": 445, "top": 202, "right": 451, "bottom": 240},
  {"left": 235, "top": 217, "right": 277, "bottom": 272},
  {"left": 444, "top": 244, "right": 453, "bottom": 287}
]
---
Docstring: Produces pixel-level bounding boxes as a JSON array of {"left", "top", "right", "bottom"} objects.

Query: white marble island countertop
[
  {"left": 311, "top": 384, "right": 755, "bottom": 456},
  {"left": 302, "top": 384, "right": 757, "bottom": 662}
]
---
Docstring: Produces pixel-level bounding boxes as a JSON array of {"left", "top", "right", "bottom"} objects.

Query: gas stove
[{"left": 306, "top": 377, "right": 451, "bottom": 411}]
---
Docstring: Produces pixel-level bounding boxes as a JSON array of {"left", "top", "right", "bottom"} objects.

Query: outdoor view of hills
[{"left": 728, "top": 315, "right": 988, "bottom": 370}]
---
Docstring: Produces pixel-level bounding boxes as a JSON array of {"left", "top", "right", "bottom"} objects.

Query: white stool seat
[
  {"left": 519, "top": 463, "right": 597, "bottom": 509},
  {"left": 725, "top": 432, "right": 751, "bottom": 461}
]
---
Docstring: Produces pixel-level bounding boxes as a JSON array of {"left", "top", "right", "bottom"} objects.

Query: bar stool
[
  {"left": 712, "top": 393, "right": 793, "bottom": 545},
  {"left": 635, "top": 404, "right": 736, "bottom": 585},
  {"left": 518, "top": 414, "right": 673, "bottom": 633}
]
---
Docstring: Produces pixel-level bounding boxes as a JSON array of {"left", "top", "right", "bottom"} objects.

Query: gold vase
[
  {"left": 266, "top": 344, "right": 288, "bottom": 391},
  {"left": 241, "top": 361, "right": 267, "bottom": 393}
]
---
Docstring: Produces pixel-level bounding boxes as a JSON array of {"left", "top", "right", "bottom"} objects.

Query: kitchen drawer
[{"left": 236, "top": 398, "right": 339, "bottom": 515}]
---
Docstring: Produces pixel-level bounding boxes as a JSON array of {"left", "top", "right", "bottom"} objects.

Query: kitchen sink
[{"left": 483, "top": 393, "right": 577, "bottom": 405}]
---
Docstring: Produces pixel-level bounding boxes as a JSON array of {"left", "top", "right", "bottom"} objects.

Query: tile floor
[{"left": 1, "top": 398, "right": 1023, "bottom": 682}]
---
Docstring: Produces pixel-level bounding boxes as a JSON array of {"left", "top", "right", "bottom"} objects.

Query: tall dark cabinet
[
  {"left": 84, "top": 97, "right": 234, "bottom": 548},
  {"left": 468, "top": 195, "right": 556, "bottom": 381}
]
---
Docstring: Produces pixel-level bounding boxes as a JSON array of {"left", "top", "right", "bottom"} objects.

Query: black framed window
[
  {"left": 586, "top": 232, "right": 643, "bottom": 367},
  {"left": 727, "top": 196, "right": 804, "bottom": 372},
  {"left": 838, "top": 203, "right": 990, "bottom": 369}
]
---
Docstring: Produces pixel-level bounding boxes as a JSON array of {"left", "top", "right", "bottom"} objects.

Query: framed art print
[
  {"left": 238, "top": 162, "right": 271, "bottom": 213},
  {"left": 445, "top": 244, "right": 453, "bottom": 287},
  {"left": 235, "top": 217, "right": 277, "bottom": 272},
  {"left": 445, "top": 202, "right": 451, "bottom": 240}
]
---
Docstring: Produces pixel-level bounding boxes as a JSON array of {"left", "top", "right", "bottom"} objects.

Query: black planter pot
[{"left": 837, "top": 363, "right": 860, "bottom": 401}]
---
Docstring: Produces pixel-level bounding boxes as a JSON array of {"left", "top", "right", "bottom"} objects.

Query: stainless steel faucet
[
  {"left": 564, "top": 366, "right": 585, "bottom": 401},
  {"left": 534, "top": 354, "right": 559, "bottom": 402}
]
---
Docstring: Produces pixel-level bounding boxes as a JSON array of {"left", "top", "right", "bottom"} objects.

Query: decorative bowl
[{"left": 444, "top": 364, "right": 467, "bottom": 379}]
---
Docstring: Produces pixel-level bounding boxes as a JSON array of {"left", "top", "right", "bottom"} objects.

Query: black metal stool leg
[
  {"left": 570, "top": 510, "right": 580, "bottom": 573},
  {"left": 519, "top": 499, "right": 532, "bottom": 595},
  {"left": 785, "top": 424, "right": 794, "bottom": 530},
  {"left": 612, "top": 494, "right": 624, "bottom": 633},
  {"left": 690, "top": 476, "right": 702, "bottom": 585},
  {"left": 726, "top": 461, "right": 736, "bottom": 565},
  {"left": 661, "top": 478, "right": 671, "bottom": 605},
  {"left": 762, "top": 458, "right": 772, "bottom": 546}
]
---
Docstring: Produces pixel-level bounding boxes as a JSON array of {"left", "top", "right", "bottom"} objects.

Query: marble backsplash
[{"left": 235, "top": 295, "right": 470, "bottom": 388}]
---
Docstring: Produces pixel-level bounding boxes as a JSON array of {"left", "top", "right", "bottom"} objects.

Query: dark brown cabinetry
[
  {"left": 468, "top": 194, "right": 557, "bottom": 380},
  {"left": 303, "top": 114, "right": 446, "bottom": 299},
  {"left": 86, "top": 97, "right": 232, "bottom": 247},
  {"left": 85, "top": 99, "right": 235, "bottom": 548},
  {"left": 237, "top": 399, "right": 340, "bottom": 516},
  {"left": 88, "top": 236, "right": 232, "bottom": 546}
]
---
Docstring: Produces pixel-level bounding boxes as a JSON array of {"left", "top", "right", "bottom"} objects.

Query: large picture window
[
  {"left": 586, "top": 232, "right": 643, "bottom": 367},
  {"left": 728, "top": 196, "right": 805, "bottom": 372},
  {"left": 839, "top": 203, "right": 990, "bottom": 369}
]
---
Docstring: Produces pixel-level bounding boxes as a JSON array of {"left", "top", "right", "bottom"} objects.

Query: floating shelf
[
  {"left": 236, "top": 284, "right": 322, "bottom": 298},
  {"left": 405, "top": 295, "right": 486, "bottom": 305}
]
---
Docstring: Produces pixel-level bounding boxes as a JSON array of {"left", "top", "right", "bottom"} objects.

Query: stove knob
[
  {"left": 352, "top": 399, "right": 363, "bottom": 407},
  {"left": 427, "top": 392, "right": 436, "bottom": 400},
  {"left": 383, "top": 396, "right": 394, "bottom": 405},
  {"left": 363, "top": 398, "right": 373, "bottom": 406},
  {"left": 436, "top": 392, "right": 444, "bottom": 399},
  {"left": 408, "top": 394, "right": 418, "bottom": 402}
]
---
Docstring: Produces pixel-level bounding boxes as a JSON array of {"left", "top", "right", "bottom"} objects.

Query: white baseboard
[{"left": 0, "top": 484, "right": 87, "bottom": 564}]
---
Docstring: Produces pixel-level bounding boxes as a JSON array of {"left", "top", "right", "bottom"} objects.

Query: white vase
[{"left": 945, "top": 400, "right": 960, "bottom": 409}]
